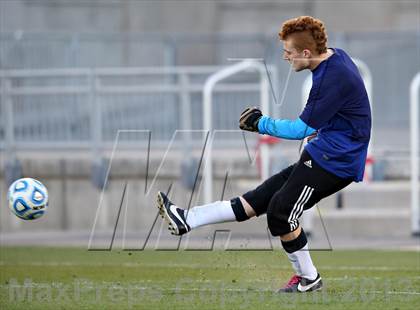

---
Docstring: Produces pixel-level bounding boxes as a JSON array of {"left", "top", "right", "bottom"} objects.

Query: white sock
[
  {"left": 185, "top": 201, "right": 236, "bottom": 229},
  {"left": 286, "top": 244, "right": 318, "bottom": 280}
]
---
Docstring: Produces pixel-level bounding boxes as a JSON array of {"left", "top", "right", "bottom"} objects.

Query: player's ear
[{"left": 303, "top": 49, "right": 311, "bottom": 58}]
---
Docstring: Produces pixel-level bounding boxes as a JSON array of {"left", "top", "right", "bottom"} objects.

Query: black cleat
[
  {"left": 157, "top": 191, "right": 191, "bottom": 236},
  {"left": 277, "top": 273, "right": 323, "bottom": 293}
]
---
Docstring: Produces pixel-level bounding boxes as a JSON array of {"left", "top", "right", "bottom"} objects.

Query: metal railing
[
  {"left": 0, "top": 66, "right": 276, "bottom": 156},
  {"left": 1, "top": 31, "right": 419, "bottom": 158}
]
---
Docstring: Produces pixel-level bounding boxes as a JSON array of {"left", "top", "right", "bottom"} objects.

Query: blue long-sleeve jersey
[{"left": 258, "top": 115, "right": 316, "bottom": 140}]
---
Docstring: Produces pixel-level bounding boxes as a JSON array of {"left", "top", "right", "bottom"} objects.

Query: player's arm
[
  {"left": 239, "top": 107, "right": 316, "bottom": 140},
  {"left": 258, "top": 115, "right": 316, "bottom": 140}
]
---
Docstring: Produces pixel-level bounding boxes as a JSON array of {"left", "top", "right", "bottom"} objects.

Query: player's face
[{"left": 282, "top": 39, "right": 310, "bottom": 72}]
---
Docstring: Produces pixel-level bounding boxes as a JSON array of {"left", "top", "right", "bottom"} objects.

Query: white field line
[
  {"left": 2, "top": 277, "right": 418, "bottom": 285},
  {"left": 0, "top": 261, "right": 418, "bottom": 272},
  {"left": 1, "top": 282, "right": 419, "bottom": 295},
  {"left": 2, "top": 277, "right": 417, "bottom": 284}
]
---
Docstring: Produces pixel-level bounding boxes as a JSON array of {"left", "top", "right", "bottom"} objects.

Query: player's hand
[{"left": 239, "top": 107, "right": 263, "bottom": 132}]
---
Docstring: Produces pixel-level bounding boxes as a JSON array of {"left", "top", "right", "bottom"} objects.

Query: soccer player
[{"left": 157, "top": 16, "right": 371, "bottom": 293}]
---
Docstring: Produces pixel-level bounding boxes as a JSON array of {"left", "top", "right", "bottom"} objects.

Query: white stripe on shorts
[
  {"left": 288, "top": 186, "right": 310, "bottom": 226},
  {"left": 296, "top": 187, "right": 314, "bottom": 221},
  {"left": 288, "top": 185, "right": 314, "bottom": 231}
]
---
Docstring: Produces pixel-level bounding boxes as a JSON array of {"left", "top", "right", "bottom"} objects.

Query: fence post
[
  {"left": 90, "top": 69, "right": 102, "bottom": 165},
  {"left": 410, "top": 72, "right": 420, "bottom": 236},
  {"left": 2, "top": 75, "right": 21, "bottom": 229},
  {"left": 179, "top": 72, "right": 197, "bottom": 189},
  {"left": 89, "top": 69, "right": 108, "bottom": 229},
  {"left": 3, "top": 78, "right": 14, "bottom": 162}
]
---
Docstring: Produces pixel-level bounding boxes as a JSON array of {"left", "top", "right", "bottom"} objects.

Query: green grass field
[{"left": 0, "top": 247, "right": 419, "bottom": 309}]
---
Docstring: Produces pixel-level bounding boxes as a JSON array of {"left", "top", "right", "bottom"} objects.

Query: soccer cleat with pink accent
[{"left": 277, "top": 273, "right": 323, "bottom": 293}]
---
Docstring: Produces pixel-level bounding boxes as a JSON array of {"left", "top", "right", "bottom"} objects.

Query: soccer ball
[{"left": 7, "top": 178, "right": 49, "bottom": 220}]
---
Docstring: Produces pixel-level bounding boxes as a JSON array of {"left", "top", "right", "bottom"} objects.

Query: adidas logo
[{"left": 304, "top": 160, "right": 312, "bottom": 168}]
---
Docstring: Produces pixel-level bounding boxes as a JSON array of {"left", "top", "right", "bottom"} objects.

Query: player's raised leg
[
  {"left": 157, "top": 192, "right": 254, "bottom": 236},
  {"left": 156, "top": 164, "right": 296, "bottom": 236}
]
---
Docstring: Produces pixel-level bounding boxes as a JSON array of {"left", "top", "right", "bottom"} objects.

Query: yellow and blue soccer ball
[{"left": 7, "top": 178, "right": 49, "bottom": 220}]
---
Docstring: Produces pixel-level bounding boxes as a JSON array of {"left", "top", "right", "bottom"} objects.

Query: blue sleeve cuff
[
  {"left": 257, "top": 115, "right": 271, "bottom": 134},
  {"left": 258, "top": 116, "right": 316, "bottom": 140}
]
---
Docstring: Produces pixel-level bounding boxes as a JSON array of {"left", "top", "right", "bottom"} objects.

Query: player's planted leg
[{"left": 277, "top": 226, "right": 322, "bottom": 293}]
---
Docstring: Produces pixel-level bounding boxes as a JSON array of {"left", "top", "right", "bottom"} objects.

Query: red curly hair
[{"left": 279, "top": 16, "right": 328, "bottom": 55}]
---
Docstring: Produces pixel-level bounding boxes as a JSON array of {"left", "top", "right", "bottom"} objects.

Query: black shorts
[{"left": 242, "top": 150, "right": 352, "bottom": 236}]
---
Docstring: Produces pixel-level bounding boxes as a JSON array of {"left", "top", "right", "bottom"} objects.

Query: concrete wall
[
  {"left": 0, "top": 150, "right": 262, "bottom": 232},
  {"left": 0, "top": 152, "right": 416, "bottom": 239}
]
